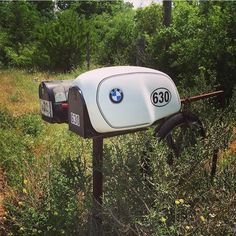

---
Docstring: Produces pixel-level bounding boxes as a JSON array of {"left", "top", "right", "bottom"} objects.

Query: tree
[
  {"left": 35, "top": 9, "right": 84, "bottom": 72},
  {"left": 163, "top": 0, "right": 172, "bottom": 27},
  {"left": 134, "top": 4, "right": 163, "bottom": 67},
  {"left": 167, "top": 1, "right": 236, "bottom": 98},
  {"left": 93, "top": 8, "right": 135, "bottom": 66},
  {"left": 0, "top": 1, "right": 40, "bottom": 68},
  {"left": 73, "top": 0, "right": 131, "bottom": 69}
]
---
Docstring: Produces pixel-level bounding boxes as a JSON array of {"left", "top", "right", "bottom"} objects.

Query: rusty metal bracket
[{"left": 181, "top": 90, "right": 224, "bottom": 104}]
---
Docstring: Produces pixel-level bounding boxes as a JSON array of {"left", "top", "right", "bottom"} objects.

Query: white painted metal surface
[{"left": 73, "top": 66, "right": 181, "bottom": 133}]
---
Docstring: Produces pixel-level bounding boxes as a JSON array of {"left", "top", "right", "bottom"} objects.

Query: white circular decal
[{"left": 151, "top": 88, "right": 171, "bottom": 107}]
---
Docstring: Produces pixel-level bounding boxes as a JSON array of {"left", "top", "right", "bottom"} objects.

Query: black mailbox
[
  {"left": 68, "top": 86, "right": 99, "bottom": 138},
  {"left": 39, "top": 80, "right": 73, "bottom": 123}
]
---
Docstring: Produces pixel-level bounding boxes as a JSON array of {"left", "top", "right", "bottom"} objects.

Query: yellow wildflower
[
  {"left": 175, "top": 198, "right": 184, "bottom": 205},
  {"left": 23, "top": 188, "right": 27, "bottom": 194},
  {"left": 179, "top": 199, "right": 184, "bottom": 204},
  {"left": 23, "top": 179, "right": 28, "bottom": 185},
  {"left": 200, "top": 215, "right": 206, "bottom": 222},
  {"left": 175, "top": 200, "right": 180, "bottom": 205},
  {"left": 160, "top": 216, "right": 167, "bottom": 223}
]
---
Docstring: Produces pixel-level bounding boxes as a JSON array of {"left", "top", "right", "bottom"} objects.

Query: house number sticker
[{"left": 151, "top": 88, "right": 171, "bottom": 107}]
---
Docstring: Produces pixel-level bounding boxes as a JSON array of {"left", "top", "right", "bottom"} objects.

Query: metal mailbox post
[
  {"left": 39, "top": 66, "right": 224, "bottom": 235},
  {"left": 67, "top": 66, "right": 182, "bottom": 234}
]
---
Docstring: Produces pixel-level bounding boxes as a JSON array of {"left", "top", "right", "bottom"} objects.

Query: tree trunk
[
  {"left": 163, "top": 0, "right": 172, "bottom": 27},
  {"left": 86, "top": 32, "right": 90, "bottom": 70}
]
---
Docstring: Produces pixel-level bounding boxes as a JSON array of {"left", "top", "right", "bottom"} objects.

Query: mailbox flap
[
  {"left": 39, "top": 80, "right": 73, "bottom": 123},
  {"left": 68, "top": 86, "right": 99, "bottom": 138}
]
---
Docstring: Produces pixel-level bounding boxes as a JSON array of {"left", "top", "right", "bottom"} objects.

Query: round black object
[{"left": 155, "top": 111, "right": 205, "bottom": 165}]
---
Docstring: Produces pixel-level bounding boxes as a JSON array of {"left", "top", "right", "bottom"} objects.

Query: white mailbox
[{"left": 68, "top": 66, "right": 181, "bottom": 138}]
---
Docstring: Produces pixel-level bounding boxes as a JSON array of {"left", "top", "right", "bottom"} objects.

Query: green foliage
[
  {"left": 0, "top": 2, "right": 40, "bottom": 68},
  {"left": 93, "top": 8, "right": 135, "bottom": 65},
  {"left": 0, "top": 128, "right": 33, "bottom": 187},
  {"left": 134, "top": 4, "right": 163, "bottom": 67},
  {"left": 18, "top": 114, "right": 44, "bottom": 137},
  {"left": 74, "top": 0, "right": 129, "bottom": 18},
  {"left": 6, "top": 156, "right": 90, "bottom": 235},
  {"left": 100, "top": 102, "right": 235, "bottom": 235},
  {"left": 0, "top": 109, "right": 91, "bottom": 235},
  {"left": 35, "top": 9, "right": 85, "bottom": 72},
  {"left": 0, "top": 109, "right": 14, "bottom": 130},
  {"left": 0, "top": 2, "right": 39, "bottom": 45},
  {"left": 168, "top": 1, "right": 236, "bottom": 96},
  {"left": 135, "top": 4, "right": 163, "bottom": 35},
  {"left": 0, "top": 69, "right": 235, "bottom": 235},
  {"left": 0, "top": 0, "right": 234, "bottom": 98}
]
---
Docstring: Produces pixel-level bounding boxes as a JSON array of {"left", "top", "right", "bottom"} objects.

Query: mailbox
[
  {"left": 68, "top": 66, "right": 181, "bottom": 138},
  {"left": 39, "top": 80, "right": 73, "bottom": 123}
]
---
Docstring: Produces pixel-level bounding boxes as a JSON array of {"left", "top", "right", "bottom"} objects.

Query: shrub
[
  {"left": 18, "top": 114, "right": 44, "bottom": 137},
  {"left": 0, "top": 109, "right": 14, "bottom": 130},
  {"left": 6, "top": 155, "right": 90, "bottom": 236},
  {"left": 99, "top": 98, "right": 235, "bottom": 235}
]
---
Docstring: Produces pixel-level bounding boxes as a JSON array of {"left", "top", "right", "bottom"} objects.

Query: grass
[
  {"left": 0, "top": 69, "right": 235, "bottom": 235},
  {"left": 0, "top": 70, "right": 39, "bottom": 116}
]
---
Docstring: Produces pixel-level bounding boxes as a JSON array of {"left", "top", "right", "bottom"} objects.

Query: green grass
[{"left": 0, "top": 69, "right": 235, "bottom": 235}]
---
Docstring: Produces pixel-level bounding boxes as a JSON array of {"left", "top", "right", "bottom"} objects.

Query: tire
[{"left": 154, "top": 111, "right": 205, "bottom": 165}]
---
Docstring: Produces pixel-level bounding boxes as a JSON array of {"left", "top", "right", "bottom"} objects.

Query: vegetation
[
  {"left": 0, "top": 0, "right": 235, "bottom": 235},
  {"left": 0, "top": 1, "right": 235, "bottom": 97}
]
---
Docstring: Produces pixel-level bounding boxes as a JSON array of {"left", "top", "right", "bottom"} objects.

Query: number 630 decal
[{"left": 151, "top": 88, "right": 171, "bottom": 107}]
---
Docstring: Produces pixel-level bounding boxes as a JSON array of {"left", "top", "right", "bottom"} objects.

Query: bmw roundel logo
[{"left": 109, "top": 88, "right": 123, "bottom": 103}]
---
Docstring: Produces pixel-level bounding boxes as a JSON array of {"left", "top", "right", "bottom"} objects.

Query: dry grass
[
  {"left": 0, "top": 73, "right": 36, "bottom": 116},
  {"left": 0, "top": 70, "right": 59, "bottom": 117}
]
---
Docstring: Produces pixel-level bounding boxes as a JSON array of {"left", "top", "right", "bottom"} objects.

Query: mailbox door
[
  {"left": 39, "top": 80, "right": 73, "bottom": 123},
  {"left": 68, "top": 86, "right": 98, "bottom": 138},
  {"left": 39, "top": 82, "right": 55, "bottom": 123}
]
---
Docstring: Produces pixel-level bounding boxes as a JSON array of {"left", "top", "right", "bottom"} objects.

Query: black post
[{"left": 92, "top": 137, "right": 103, "bottom": 236}]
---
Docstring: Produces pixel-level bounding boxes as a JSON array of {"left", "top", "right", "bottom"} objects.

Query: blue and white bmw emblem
[{"left": 109, "top": 88, "right": 123, "bottom": 103}]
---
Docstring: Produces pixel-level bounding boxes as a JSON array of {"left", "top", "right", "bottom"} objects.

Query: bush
[
  {"left": 99, "top": 98, "right": 235, "bottom": 235},
  {"left": 0, "top": 109, "right": 14, "bottom": 130},
  {"left": 18, "top": 114, "right": 44, "bottom": 137},
  {"left": 6, "top": 155, "right": 90, "bottom": 236}
]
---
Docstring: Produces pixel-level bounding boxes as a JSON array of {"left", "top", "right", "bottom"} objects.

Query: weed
[
  {"left": 18, "top": 114, "right": 44, "bottom": 137},
  {"left": 0, "top": 70, "right": 235, "bottom": 235}
]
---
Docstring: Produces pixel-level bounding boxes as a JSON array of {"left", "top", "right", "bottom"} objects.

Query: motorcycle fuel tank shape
[{"left": 68, "top": 66, "right": 181, "bottom": 137}]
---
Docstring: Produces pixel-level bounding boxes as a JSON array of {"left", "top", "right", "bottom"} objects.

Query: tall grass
[{"left": 0, "top": 70, "right": 235, "bottom": 235}]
